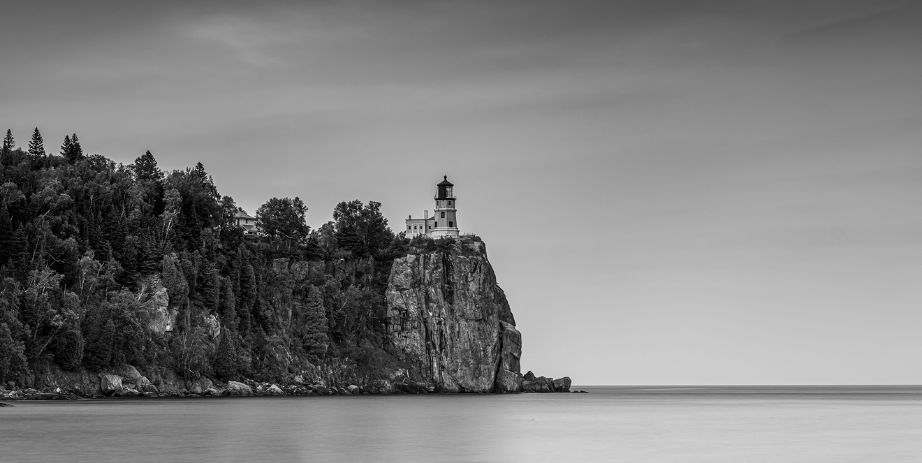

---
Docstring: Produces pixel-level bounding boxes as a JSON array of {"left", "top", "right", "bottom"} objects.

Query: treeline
[{"left": 0, "top": 127, "right": 416, "bottom": 387}]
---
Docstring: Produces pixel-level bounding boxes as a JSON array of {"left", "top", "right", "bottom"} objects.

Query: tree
[
  {"left": 256, "top": 197, "right": 310, "bottom": 252},
  {"left": 61, "top": 134, "right": 83, "bottom": 164},
  {"left": 1, "top": 129, "right": 13, "bottom": 165},
  {"left": 332, "top": 200, "right": 393, "bottom": 256},
  {"left": 213, "top": 327, "right": 238, "bottom": 380},
  {"left": 60, "top": 135, "right": 72, "bottom": 157},
  {"left": 70, "top": 134, "right": 83, "bottom": 160},
  {"left": 0, "top": 322, "right": 29, "bottom": 385},
  {"left": 28, "top": 127, "right": 45, "bottom": 157},
  {"left": 2, "top": 129, "right": 13, "bottom": 152},
  {"left": 131, "top": 150, "right": 162, "bottom": 182}
]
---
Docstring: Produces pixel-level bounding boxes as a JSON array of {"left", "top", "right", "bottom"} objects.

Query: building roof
[
  {"left": 437, "top": 175, "right": 453, "bottom": 187},
  {"left": 234, "top": 208, "right": 255, "bottom": 220}
]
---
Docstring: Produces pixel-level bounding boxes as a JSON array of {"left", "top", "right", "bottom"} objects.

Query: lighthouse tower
[{"left": 429, "top": 175, "right": 460, "bottom": 238}]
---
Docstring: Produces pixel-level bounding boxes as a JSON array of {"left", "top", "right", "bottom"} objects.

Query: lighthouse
[
  {"left": 430, "top": 176, "right": 460, "bottom": 238},
  {"left": 405, "top": 175, "right": 460, "bottom": 239}
]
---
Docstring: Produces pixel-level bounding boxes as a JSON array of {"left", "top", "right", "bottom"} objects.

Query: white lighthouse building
[{"left": 405, "top": 176, "right": 460, "bottom": 239}]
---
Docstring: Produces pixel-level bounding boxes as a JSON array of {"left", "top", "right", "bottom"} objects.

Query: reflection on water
[{"left": 3, "top": 386, "right": 922, "bottom": 462}]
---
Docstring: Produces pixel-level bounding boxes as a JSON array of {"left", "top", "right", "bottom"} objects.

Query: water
[{"left": 3, "top": 386, "right": 922, "bottom": 462}]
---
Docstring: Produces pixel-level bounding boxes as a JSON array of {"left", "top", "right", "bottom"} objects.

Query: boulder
[
  {"left": 267, "top": 384, "right": 284, "bottom": 396},
  {"left": 136, "top": 376, "right": 158, "bottom": 393},
  {"left": 187, "top": 377, "right": 214, "bottom": 395},
  {"left": 226, "top": 381, "right": 252, "bottom": 396},
  {"left": 347, "top": 385, "right": 361, "bottom": 395},
  {"left": 114, "top": 365, "right": 142, "bottom": 383},
  {"left": 553, "top": 377, "right": 572, "bottom": 392},
  {"left": 203, "top": 387, "right": 221, "bottom": 396},
  {"left": 99, "top": 374, "right": 123, "bottom": 396}
]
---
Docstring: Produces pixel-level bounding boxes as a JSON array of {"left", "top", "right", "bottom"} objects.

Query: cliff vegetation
[{"left": 0, "top": 128, "right": 540, "bottom": 397}]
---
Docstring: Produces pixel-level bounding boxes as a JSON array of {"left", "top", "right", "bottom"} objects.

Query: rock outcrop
[
  {"left": 385, "top": 239, "right": 523, "bottom": 392},
  {"left": 521, "top": 371, "right": 572, "bottom": 393},
  {"left": 99, "top": 374, "right": 123, "bottom": 396},
  {"left": 226, "top": 381, "right": 252, "bottom": 396}
]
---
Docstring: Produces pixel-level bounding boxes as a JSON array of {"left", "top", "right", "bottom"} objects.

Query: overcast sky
[{"left": 2, "top": 0, "right": 921, "bottom": 385}]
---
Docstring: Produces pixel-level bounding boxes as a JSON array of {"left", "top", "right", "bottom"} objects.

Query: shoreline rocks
[{"left": 521, "top": 371, "right": 572, "bottom": 393}]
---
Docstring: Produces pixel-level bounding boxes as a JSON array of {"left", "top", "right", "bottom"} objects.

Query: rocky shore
[{"left": 0, "top": 364, "right": 575, "bottom": 401}]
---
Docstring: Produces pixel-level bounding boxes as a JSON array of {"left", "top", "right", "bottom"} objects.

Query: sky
[{"left": 2, "top": 0, "right": 921, "bottom": 385}]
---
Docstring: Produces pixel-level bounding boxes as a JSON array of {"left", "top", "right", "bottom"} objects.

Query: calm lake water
[{"left": 3, "top": 386, "right": 922, "bottom": 462}]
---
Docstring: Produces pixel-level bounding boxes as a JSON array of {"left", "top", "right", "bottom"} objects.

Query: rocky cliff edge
[{"left": 385, "top": 239, "right": 523, "bottom": 392}]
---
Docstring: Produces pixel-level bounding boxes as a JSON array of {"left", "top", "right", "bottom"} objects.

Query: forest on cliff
[{"left": 0, "top": 127, "right": 444, "bottom": 388}]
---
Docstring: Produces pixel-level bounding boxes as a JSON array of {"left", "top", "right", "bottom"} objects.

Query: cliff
[{"left": 385, "top": 239, "right": 523, "bottom": 392}]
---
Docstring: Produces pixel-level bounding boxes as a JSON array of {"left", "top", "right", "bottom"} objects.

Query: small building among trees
[{"left": 234, "top": 208, "right": 258, "bottom": 235}]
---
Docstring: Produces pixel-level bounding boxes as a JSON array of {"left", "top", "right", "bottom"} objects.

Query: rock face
[{"left": 385, "top": 240, "right": 522, "bottom": 392}]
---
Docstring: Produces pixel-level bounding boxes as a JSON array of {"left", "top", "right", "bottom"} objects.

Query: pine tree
[
  {"left": 213, "top": 327, "right": 238, "bottom": 380},
  {"left": 60, "top": 135, "right": 72, "bottom": 157},
  {"left": 1, "top": 129, "right": 13, "bottom": 165},
  {"left": 27, "top": 127, "right": 45, "bottom": 157},
  {"left": 61, "top": 134, "right": 84, "bottom": 164},
  {"left": 132, "top": 150, "right": 162, "bottom": 182},
  {"left": 70, "top": 134, "right": 83, "bottom": 160},
  {"left": 1, "top": 129, "right": 13, "bottom": 152}
]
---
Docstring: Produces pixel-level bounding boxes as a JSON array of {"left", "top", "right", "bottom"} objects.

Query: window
[
  {"left": 448, "top": 201, "right": 452, "bottom": 206},
  {"left": 448, "top": 221, "right": 453, "bottom": 227},
  {"left": 441, "top": 212, "right": 445, "bottom": 218}
]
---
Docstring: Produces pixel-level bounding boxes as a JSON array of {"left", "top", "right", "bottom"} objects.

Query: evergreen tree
[
  {"left": 61, "top": 133, "right": 83, "bottom": 164},
  {"left": 213, "top": 327, "right": 237, "bottom": 380},
  {"left": 132, "top": 150, "right": 162, "bottom": 182},
  {"left": 70, "top": 134, "right": 83, "bottom": 160},
  {"left": 27, "top": 127, "right": 45, "bottom": 157},
  {"left": 1, "top": 129, "right": 13, "bottom": 165},
  {"left": 60, "top": 134, "right": 72, "bottom": 157},
  {"left": 1, "top": 129, "right": 13, "bottom": 152}
]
